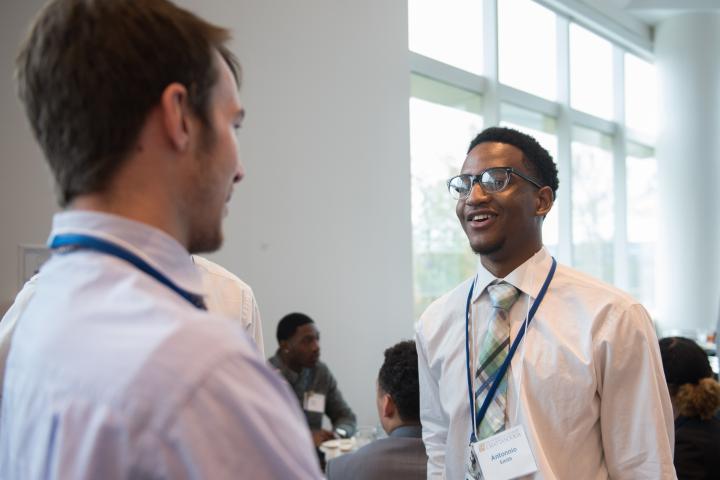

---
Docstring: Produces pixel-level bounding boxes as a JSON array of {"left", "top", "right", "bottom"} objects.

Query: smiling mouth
[{"left": 467, "top": 213, "right": 497, "bottom": 227}]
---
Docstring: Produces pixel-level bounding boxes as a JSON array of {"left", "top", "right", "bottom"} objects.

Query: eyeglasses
[{"left": 447, "top": 167, "right": 544, "bottom": 200}]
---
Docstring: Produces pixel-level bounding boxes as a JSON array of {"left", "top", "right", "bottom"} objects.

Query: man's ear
[
  {"left": 535, "top": 186, "right": 554, "bottom": 217},
  {"left": 382, "top": 393, "right": 396, "bottom": 419},
  {"left": 279, "top": 340, "right": 289, "bottom": 352},
  {"left": 160, "top": 82, "right": 191, "bottom": 152}
]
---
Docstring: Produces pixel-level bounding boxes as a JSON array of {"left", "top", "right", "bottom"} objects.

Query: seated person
[
  {"left": 326, "top": 340, "right": 427, "bottom": 479},
  {"left": 269, "top": 313, "right": 356, "bottom": 446},
  {"left": 659, "top": 336, "right": 720, "bottom": 479}
]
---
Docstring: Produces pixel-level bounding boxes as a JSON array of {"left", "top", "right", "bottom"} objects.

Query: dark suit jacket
[
  {"left": 326, "top": 425, "right": 427, "bottom": 480},
  {"left": 674, "top": 415, "right": 720, "bottom": 480}
]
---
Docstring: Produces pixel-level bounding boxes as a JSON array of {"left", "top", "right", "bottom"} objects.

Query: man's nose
[
  {"left": 233, "top": 161, "right": 244, "bottom": 184},
  {"left": 466, "top": 180, "right": 490, "bottom": 203}
]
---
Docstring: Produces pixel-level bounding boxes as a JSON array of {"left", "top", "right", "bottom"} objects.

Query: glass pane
[
  {"left": 626, "top": 142, "right": 658, "bottom": 314},
  {"left": 410, "top": 75, "right": 484, "bottom": 317},
  {"left": 500, "top": 103, "right": 559, "bottom": 256},
  {"left": 571, "top": 126, "right": 614, "bottom": 283},
  {"left": 570, "top": 24, "right": 614, "bottom": 120},
  {"left": 625, "top": 54, "right": 658, "bottom": 137},
  {"left": 408, "top": 0, "right": 484, "bottom": 75},
  {"left": 498, "top": 0, "right": 557, "bottom": 100}
]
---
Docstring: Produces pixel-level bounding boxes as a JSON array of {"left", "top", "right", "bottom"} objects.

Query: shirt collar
[
  {"left": 49, "top": 210, "right": 205, "bottom": 297},
  {"left": 388, "top": 424, "right": 423, "bottom": 439},
  {"left": 472, "top": 247, "right": 553, "bottom": 303}
]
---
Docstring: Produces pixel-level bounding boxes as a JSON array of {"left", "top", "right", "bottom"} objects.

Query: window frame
[{"left": 409, "top": 0, "right": 657, "bottom": 299}]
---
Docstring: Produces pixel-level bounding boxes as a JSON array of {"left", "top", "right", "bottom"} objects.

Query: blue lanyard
[
  {"left": 465, "top": 257, "right": 556, "bottom": 442},
  {"left": 50, "top": 234, "right": 207, "bottom": 310}
]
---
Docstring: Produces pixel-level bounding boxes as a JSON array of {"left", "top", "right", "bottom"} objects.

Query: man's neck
[
  {"left": 480, "top": 244, "right": 543, "bottom": 278},
  {"left": 71, "top": 193, "right": 187, "bottom": 249},
  {"left": 278, "top": 350, "right": 303, "bottom": 373}
]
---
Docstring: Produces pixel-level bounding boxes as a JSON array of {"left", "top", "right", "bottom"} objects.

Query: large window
[
  {"left": 570, "top": 24, "right": 614, "bottom": 120},
  {"left": 409, "top": 0, "right": 659, "bottom": 320},
  {"left": 626, "top": 142, "right": 658, "bottom": 315},
  {"left": 571, "top": 127, "right": 614, "bottom": 283},
  {"left": 625, "top": 53, "right": 658, "bottom": 137},
  {"left": 408, "top": 0, "right": 484, "bottom": 75},
  {"left": 498, "top": 0, "right": 557, "bottom": 100},
  {"left": 410, "top": 74, "right": 483, "bottom": 317}
]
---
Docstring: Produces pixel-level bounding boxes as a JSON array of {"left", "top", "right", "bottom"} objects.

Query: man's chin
[
  {"left": 470, "top": 238, "right": 504, "bottom": 256},
  {"left": 188, "top": 228, "right": 223, "bottom": 254}
]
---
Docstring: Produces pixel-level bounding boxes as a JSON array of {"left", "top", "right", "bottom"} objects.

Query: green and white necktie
[{"left": 475, "top": 282, "right": 520, "bottom": 438}]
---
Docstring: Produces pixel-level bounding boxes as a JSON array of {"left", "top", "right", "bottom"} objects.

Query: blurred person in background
[
  {"left": 326, "top": 340, "right": 426, "bottom": 480},
  {"left": 660, "top": 337, "right": 720, "bottom": 480},
  {"left": 269, "top": 312, "right": 356, "bottom": 446}
]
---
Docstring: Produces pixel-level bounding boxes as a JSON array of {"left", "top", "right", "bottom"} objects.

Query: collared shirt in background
[
  {"left": 416, "top": 247, "right": 676, "bottom": 480},
  {"left": 269, "top": 352, "right": 357, "bottom": 436},
  {"left": 0, "top": 211, "right": 322, "bottom": 479},
  {"left": 192, "top": 254, "right": 265, "bottom": 356}
]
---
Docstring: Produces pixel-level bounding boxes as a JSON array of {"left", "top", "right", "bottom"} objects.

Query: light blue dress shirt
[{"left": 0, "top": 211, "right": 322, "bottom": 479}]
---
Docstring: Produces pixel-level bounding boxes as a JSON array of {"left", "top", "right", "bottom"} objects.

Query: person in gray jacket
[
  {"left": 268, "top": 312, "right": 356, "bottom": 446},
  {"left": 326, "top": 340, "right": 427, "bottom": 479}
]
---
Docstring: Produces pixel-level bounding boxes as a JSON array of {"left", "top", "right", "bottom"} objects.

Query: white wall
[
  {"left": 0, "top": 0, "right": 413, "bottom": 427},
  {"left": 0, "top": 0, "right": 58, "bottom": 313}
]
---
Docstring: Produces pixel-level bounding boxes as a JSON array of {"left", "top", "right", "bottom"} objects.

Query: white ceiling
[{"left": 587, "top": 0, "right": 720, "bottom": 25}]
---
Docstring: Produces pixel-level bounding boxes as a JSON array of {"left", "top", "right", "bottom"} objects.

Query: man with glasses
[{"left": 415, "top": 127, "right": 675, "bottom": 479}]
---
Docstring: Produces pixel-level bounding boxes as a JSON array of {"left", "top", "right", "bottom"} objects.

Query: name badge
[
  {"left": 472, "top": 426, "right": 538, "bottom": 480},
  {"left": 303, "top": 392, "right": 326, "bottom": 413}
]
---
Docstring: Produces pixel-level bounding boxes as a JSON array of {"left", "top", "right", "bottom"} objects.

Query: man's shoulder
[
  {"left": 327, "top": 436, "right": 426, "bottom": 479},
  {"left": 415, "top": 275, "right": 475, "bottom": 336},
  {"left": 192, "top": 255, "right": 252, "bottom": 292},
  {"left": 552, "top": 262, "right": 640, "bottom": 309},
  {"left": 119, "top": 318, "right": 270, "bottom": 421}
]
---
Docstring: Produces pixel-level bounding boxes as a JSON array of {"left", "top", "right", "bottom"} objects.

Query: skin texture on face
[
  {"left": 281, "top": 323, "right": 321, "bottom": 372},
  {"left": 456, "top": 142, "right": 553, "bottom": 278},
  {"left": 184, "top": 52, "right": 245, "bottom": 254}
]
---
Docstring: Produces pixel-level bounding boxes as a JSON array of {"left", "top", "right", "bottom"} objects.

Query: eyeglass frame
[{"left": 446, "top": 167, "right": 545, "bottom": 200}]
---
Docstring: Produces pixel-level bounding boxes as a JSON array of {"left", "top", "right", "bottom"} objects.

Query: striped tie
[{"left": 475, "top": 282, "right": 520, "bottom": 439}]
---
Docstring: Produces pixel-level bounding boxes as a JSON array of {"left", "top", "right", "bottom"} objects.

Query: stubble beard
[
  {"left": 469, "top": 235, "right": 505, "bottom": 257},
  {"left": 186, "top": 123, "right": 225, "bottom": 254}
]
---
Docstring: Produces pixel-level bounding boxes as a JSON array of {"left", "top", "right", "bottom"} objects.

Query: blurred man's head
[
  {"left": 659, "top": 336, "right": 720, "bottom": 420},
  {"left": 277, "top": 313, "right": 320, "bottom": 372},
  {"left": 16, "top": 0, "right": 244, "bottom": 253},
  {"left": 376, "top": 340, "right": 420, "bottom": 434}
]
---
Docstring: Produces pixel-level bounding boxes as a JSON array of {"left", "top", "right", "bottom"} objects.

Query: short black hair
[
  {"left": 467, "top": 126, "right": 559, "bottom": 199},
  {"left": 276, "top": 312, "right": 314, "bottom": 342},
  {"left": 659, "top": 336, "right": 713, "bottom": 388},
  {"left": 378, "top": 340, "right": 420, "bottom": 423}
]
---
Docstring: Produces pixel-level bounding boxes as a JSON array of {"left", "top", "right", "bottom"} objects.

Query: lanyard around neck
[
  {"left": 50, "top": 233, "right": 207, "bottom": 310},
  {"left": 465, "top": 257, "right": 557, "bottom": 442}
]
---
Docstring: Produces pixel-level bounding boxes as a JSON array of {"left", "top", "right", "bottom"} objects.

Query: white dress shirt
[
  {"left": 416, "top": 247, "right": 676, "bottom": 480},
  {"left": 0, "top": 255, "right": 266, "bottom": 404},
  {"left": 192, "top": 255, "right": 265, "bottom": 356},
  {"left": 0, "top": 211, "right": 322, "bottom": 479}
]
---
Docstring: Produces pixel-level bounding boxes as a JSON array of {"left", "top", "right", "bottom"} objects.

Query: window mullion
[
  {"left": 556, "top": 14, "right": 572, "bottom": 265},
  {"left": 613, "top": 45, "right": 628, "bottom": 290},
  {"left": 483, "top": 0, "right": 499, "bottom": 126}
]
